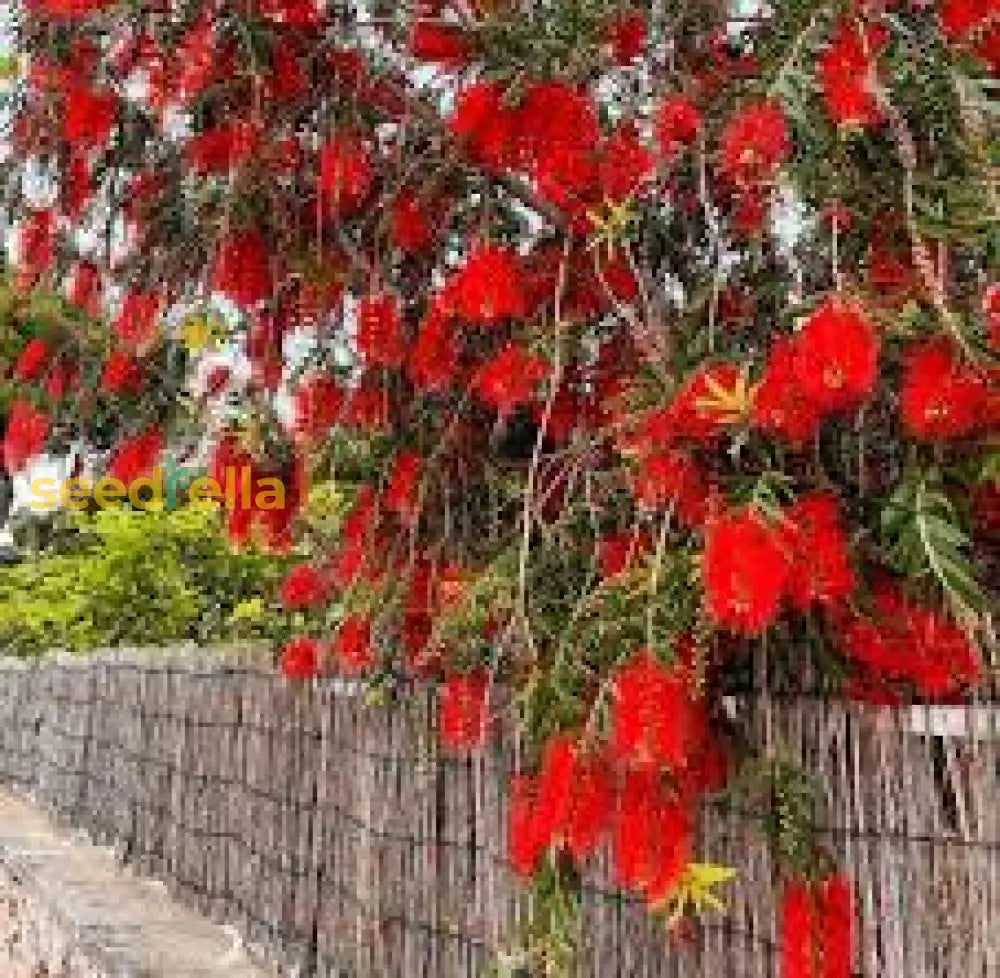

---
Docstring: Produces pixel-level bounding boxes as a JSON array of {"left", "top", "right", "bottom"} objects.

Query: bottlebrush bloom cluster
[
  {"left": 7, "top": 0, "right": 997, "bottom": 965},
  {"left": 780, "top": 875, "right": 855, "bottom": 978}
]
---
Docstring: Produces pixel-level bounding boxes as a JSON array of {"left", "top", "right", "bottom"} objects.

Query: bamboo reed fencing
[{"left": 0, "top": 647, "right": 994, "bottom": 978}]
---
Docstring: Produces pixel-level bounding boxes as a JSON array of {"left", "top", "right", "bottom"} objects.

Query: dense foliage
[
  {"left": 3, "top": 0, "right": 999, "bottom": 973},
  {"left": 0, "top": 505, "right": 294, "bottom": 654}
]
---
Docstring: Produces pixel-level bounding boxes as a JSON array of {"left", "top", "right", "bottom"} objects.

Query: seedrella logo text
[{"left": 29, "top": 462, "right": 286, "bottom": 512}]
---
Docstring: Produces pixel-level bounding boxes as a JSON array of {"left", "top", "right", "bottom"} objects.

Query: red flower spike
[
  {"left": 753, "top": 337, "right": 824, "bottom": 447},
  {"left": 508, "top": 774, "right": 546, "bottom": 877},
  {"left": 818, "top": 874, "right": 854, "bottom": 978},
  {"left": 794, "top": 297, "right": 879, "bottom": 413},
  {"left": 332, "top": 614, "right": 375, "bottom": 675},
  {"left": 472, "top": 343, "right": 549, "bottom": 418},
  {"left": 357, "top": 293, "right": 405, "bottom": 369},
  {"left": 212, "top": 230, "right": 273, "bottom": 309},
  {"left": 409, "top": 308, "right": 458, "bottom": 393},
  {"left": 818, "top": 20, "right": 887, "bottom": 129},
  {"left": 384, "top": 450, "right": 422, "bottom": 528},
  {"left": 106, "top": 427, "right": 163, "bottom": 485},
  {"left": 655, "top": 96, "right": 702, "bottom": 157},
  {"left": 900, "top": 338, "right": 986, "bottom": 440},
  {"left": 113, "top": 292, "right": 160, "bottom": 349},
  {"left": 599, "top": 122, "right": 656, "bottom": 203},
  {"left": 280, "top": 637, "right": 322, "bottom": 681},
  {"left": 410, "top": 21, "right": 470, "bottom": 66},
  {"left": 186, "top": 121, "right": 260, "bottom": 174},
  {"left": 319, "top": 133, "right": 372, "bottom": 216},
  {"left": 703, "top": 509, "right": 791, "bottom": 636},
  {"left": 292, "top": 374, "right": 343, "bottom": 443},
  {"left": 439, "top": 670, "right": 490, "bottom": 753},
  {"left": 718, "top": 100, "right": 790, "bottom": 186},
  {"left": 13, "top": 338, "right": 50, "bottom": 382},
  {"left": 66, "top": 261, "right": 102, "bottom": 317},
  {"left": 597, "top": 530, "right": 651, "bottom": 578},
  {"left": 604, "top": 12, "right": 647, "bottom": 65},
  {"left": 3, "top": 400, "right": 49, "bottom": 473},
  {"left": 610, "top": 651, "right": 701, "bottom": 771},
  {"left": 64, "top": 85, "right": 117, "bottom": 147},
  {"left": 630, "top": 450, "right": 712, "bottom": 528},
  {"left": 781, "top": 879, "right": 817, "bottom": 978},
  {"left": 782, "top": 493, "right": 855, "bottom": 610},
  {"left": 391, "top": 188, "right": 435, "bottom": 255},
  {"left": 444, "top": 244, "right": 527, "bottom": 326},
  {"left": 17, "top": 210, "right": 55, "bottom": 287},
  {"left": 281, "top": 563, "right": 327, "bottom": 610}
]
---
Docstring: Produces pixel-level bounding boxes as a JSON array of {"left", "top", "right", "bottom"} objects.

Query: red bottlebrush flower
[
  {"left": 438, "top": 670, "right": 490, "bottom": 752},
  {"left": 281, "top": 563, "right": 327, "bottom": 610},
  {"left": 508, "top": 774, "right": 546, "bottom": 877},
  {"left": 17, "top": 210, "right": 55, "bottom": 286},
  {"left": 332, "top": 614, "right": 374, "bottom": 674},
  {"left": 564, "top": 748, "right": 614, "bottom": 863},
  {"left": 66, "top": 260, "right": 101, "bottom": 317},
  {"left": 319, "top": 133, "right": 372, "bottom": 215},
  {"left": 613, "top": 767, "right": 691, "bottom": 902},
  {"left": 26, "top": 0, "right": 116, "bottom": 17},
  {"left": 113, "top": 291, "right": 160, "bottom": 349},
  {"left": 655, "top": 95, "right": 702, "bottom": 157},
  {"left": 597, "top": 530, "right": 651, "bottom": 578},
  {"left": 444, "top": 244, "right": 527, "bottom": 326},
  {"left": 703, "top": 509, "right": 791, "bottom": 636},
  {"left": 818, "top": 20, "right": 886, "bottom": 129},
  {"left": 610, "top": 651, "right": 701, "bottom": 770},
  {"left": 410, "top": 20, "right": 470, "bottom": 65},
  {"left": 532, "top": 734, "right": 577, "bottom": 851},
  {"left": 390, "top": 188, "right": 435, "bottom": 255},
  {"left": 518, "top": 81, "right": 600, "bottom": 164},
  {"left": 794, "top": 297, "right": 879, "bottom": 413},
  {"left": 900, "top": 338, "right": 986, "bottom": 440},
  {"left": 292, "top": 373, "right": 343, "bottom": 442},
  {"left": 172, "top": 13, "right": 216, "bottom": 105},
  {"left": 357, "top": 293, "right": 405, "bottom": 368},
  {"left": 984, "top": 283, "right": 1000, "bottom": 351},
  {"left": 13, "top": 338, "right": 50, "bottom": 382},
  {"left": 718, "top": 100, "right": 791, "bottom": 185},
  {"left": 409, "top": 308, "right": 458, "bottom": 393},
  {"left": 64, "top": 85, "right": 117, "bottom": 147},
  {"left": 817, "top": 874, "right": 854, "bottom": 978},
  {"left": 106, "top": 427, "right": 163, "bottom": 485},
  {"left": 840, "top": 583, "right": 981, "bottom": 697},
  {"left": 604, "top": 12, "right": 647, "bottom": 64},
  {"left": 64, "top": 151, "right": 91, "bottom": 220},
  {"left": 384, "top": 450, "right": 422, "bottom": 528},
  {"left": 449, "top": 80, "right": 519, "bottom": 171},
  {"left": 939, "top": 0, "right": 996, "bottom": 41},
  {"left": 265, "top": 38, "right": 307, "bottom": 102},
  {"left": 653, "top": 362, "right": 748, "bottom": 445},
  {"left": 3, "top": 400, "right": 49, "bottom": 472},
  {"left": 783, "top": 493, "right": 854, "bottom": 610},
  {"left": 472, "top": 343, "right": 549, "bottom": 417},
  {"left": 598, "top": 122, "right": 656, "bottom": 203},
  {"left": 186, "top": 121, "right": 260, "bottom": 174},
  {"left": 780, "top": 879, "right": 817, "bottom": 978},
  {"left": 212, "top": 230, "right": 273, "bottom": 309},
  {"left": 753, "top": 337, "right": 824, "bottom": 447},
  {"left": 280, "top": 637, "right": 321, "bottom": 681},
  {"left": 347, "top": 376, "right": 389, "bottom": 432},
  {"left": 631, "top": 450, "right": 712, "bottom": 528},
  {"left": 258, "top": 0, "right": 321, "bottom": 28}
]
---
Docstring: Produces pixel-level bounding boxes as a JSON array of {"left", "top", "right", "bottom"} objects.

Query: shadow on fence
[{"left": 0, "top": 648, "right": 995, "bottom": 977}]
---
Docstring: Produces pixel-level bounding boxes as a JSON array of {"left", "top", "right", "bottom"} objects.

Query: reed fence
[{"left": 0, "top": 647, "right": 994, "bottom": 978}]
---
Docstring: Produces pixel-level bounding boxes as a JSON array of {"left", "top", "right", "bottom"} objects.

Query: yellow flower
[
  {"left": 653, "top": 862, "right": 737, "bottom": 927},
  {"left": 180, "top": 314, "right": 221, "bottom": 352},
  {"left": 694, "top": 370, "right": 757, "bottom": 425},
  {"left": 586, "top": 198, "right": 637, "bottom": 259}
]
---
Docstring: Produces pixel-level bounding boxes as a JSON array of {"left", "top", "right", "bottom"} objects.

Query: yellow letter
[
  {"left": 128, "top": 466, "right": 164, "bottom": 511},
  {"left": 188, "top": 477, "right": 222, "bottom": 511},
  {"left": 30, "top": 478, "right": 58, "bottom": 510},
  {"left": 254, "top": 478, "right": 285, "bottom": 511},
  {"left": 60, "top": 478, "right": 91, "bottom": 511},
  {"left": 93, "top": 477, "right": 126, "bottom": 509}
]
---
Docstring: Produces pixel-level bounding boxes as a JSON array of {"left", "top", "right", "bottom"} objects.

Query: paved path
[{"left": 0, "top": 790, "right": 273, "bottom": 977}]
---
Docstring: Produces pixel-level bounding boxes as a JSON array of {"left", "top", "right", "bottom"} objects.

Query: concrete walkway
[{"left": 0, "top": 791, "right": 273, "bottom": 977}]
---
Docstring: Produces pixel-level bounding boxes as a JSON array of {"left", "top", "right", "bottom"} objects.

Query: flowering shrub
[{"left": 4, "top": 0, "right": 999, "bottom": 972}]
